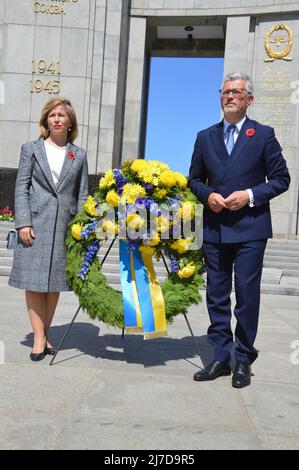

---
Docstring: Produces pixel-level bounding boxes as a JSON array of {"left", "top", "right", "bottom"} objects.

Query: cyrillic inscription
[{"left": 33, "top": 0, "right": 78, "bottom": 15}]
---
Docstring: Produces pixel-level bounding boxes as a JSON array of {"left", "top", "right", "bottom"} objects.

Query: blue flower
[
  {"left": 78, "top": 239, "right": 100, "bottom": 280},
  {"left": 81, "top": 221, "right": 97, "bottom": 240},
  {"left": 169, "top": 197, "right": 181, "bottom": 209},
  {"left": 134, "top": 197, "right": 147, "bottom": 209},
  {"left": 165, "top": 249, "right": 179, "bottom": 273},
  {"left": 113, "top": 169, "right": 127, "bottom": 187},
  {"left": 170, "top": 256, "right": 179, "bottom": 273}
]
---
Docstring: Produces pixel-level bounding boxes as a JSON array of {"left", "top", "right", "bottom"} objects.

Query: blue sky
[{"left": 145, "top": 57, "right": 224, "bottom": 176}]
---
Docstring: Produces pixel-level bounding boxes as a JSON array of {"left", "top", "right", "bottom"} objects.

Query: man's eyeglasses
[{"left": 219, "top": 88, "right": 251, "bottom": 98}]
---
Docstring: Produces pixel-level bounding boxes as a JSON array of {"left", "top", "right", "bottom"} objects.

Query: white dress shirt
[
  {"left": 44, "top": 141, "right": 66, "bottom": 185},
  {"left": 223, "top": 117, "right": 254, "bottom": 207}
]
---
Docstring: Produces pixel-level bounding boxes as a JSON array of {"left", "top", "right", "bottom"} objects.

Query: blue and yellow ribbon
[{"left": 119, "top": 240, "right": 167, "bottom": 339}]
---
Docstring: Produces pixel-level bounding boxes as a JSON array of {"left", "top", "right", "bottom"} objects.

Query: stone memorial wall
[{"left": 0, "top": 0, "right": 298, "bottom": 237}]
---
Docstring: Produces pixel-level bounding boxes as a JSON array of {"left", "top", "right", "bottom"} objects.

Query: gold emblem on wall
[{"left": 264, "top": 24, "right": 293, "bottom": 62}]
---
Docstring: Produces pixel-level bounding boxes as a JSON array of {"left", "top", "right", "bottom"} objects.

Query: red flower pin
[
  {"left": 246, "top": 128, "right": 255, "bottom": 137},
  {"left": 67, "top": 151, "right": 75, "bottom": 159}
]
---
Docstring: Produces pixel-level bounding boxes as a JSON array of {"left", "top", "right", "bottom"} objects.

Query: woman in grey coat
[{"left": 9, "top": 98, "right": 88, "bottom": 361}]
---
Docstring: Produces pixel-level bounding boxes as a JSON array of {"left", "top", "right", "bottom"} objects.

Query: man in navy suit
[{"left": 189, "top": 72, "right": 290, "bottom": 388}]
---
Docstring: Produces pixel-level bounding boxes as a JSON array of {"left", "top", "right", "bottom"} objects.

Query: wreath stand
[{"left": 49, "top": 237, "right": 201, "bottom": 366}]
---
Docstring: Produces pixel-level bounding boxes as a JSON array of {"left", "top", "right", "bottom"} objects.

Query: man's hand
[
  {"left": 19, "top": 227, "right": 36, "bottom": 246},
  {"left": 208, "top": 193, "right": 228, "bottom": 213},
  {"left": 224, "top": 191, "right": 249, "bottom": 211}
]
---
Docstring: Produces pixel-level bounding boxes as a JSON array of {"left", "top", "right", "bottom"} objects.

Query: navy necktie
[{"left": 225, "top": 124, "right": 236, "bottom": 155}]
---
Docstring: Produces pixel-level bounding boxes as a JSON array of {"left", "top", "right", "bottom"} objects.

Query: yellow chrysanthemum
[
  {"left": 131, "top": 159, "right": 148, "bottom": 173},
  {"left": 159, "top": 169, "right": 178, "bottom": 188},
  {"left": 148, "top": 234, "right": 160, "bottom": 246},
  {"left": 121, "top": 183, "right": 146, "bottom": 205},
  {"left": 155, "top": 215, "right": 172, "bottom": 233},
  {"left": 175, "top": 172, "right": 188, "bottom": 188},
  {"left": 138, "top": 168, "right": 155, "bottom": 184},
  {"left": 99, "top": 169, "right": 115, "bottom": 189},
  {"left": 170, "top": 238, "right": 192, "bottom": 254},
  {"left": 177, "top": 263, "right": 196, "bottom": 279},
  {"left": 148, "top": 160, "right": 169, "bottom": 171},
  {"left": 95, "top": 226, "right": 106, "bottom": 240},
  {"left": 84, "top": 195, "right": 97, "bottom": 216},
  {"left": 154, "top": 188, "right": 167, "bottom": 200},
  {"left": 71, "top": 223, "right": 83, "bottom": 241},
  {"left": 102, "top": 220, "right": 119, "bottom": 235},
  {"left": 139, "top": 245, "right": 156, "bottom": 256},
  {"left": 126, "top": 213, "right": 145, "bottom": 231},
  {"left": 179, "top": 201, "right": 195, "bottom": 222},
  {"left": 106, "top": 190, "right": 119, "bottom": 208}
]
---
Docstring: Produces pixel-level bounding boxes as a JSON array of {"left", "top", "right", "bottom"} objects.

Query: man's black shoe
[
  {"left": 193, "top": 360, "right": 231, "bottom": 381},
  {"left": 232, "top": 362, "right": 251, "bottom": 388}
]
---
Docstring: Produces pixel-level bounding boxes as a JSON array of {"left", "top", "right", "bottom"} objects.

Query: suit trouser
[{"left": 203, "top": 239, "right": 267, "bottom": 365}]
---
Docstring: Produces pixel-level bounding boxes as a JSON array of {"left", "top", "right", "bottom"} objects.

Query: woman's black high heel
[
  {"left": 44, "top": 346, "right": 56, "bottom": 355},
  {"left": 30, "top": 339, "right": 46, "bottom": 361},
  {"left": 30, "top": 348, "right": 46, "bottom": 361}
]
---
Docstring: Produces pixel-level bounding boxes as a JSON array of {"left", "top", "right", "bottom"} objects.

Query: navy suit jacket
[{"left": 189, "top": 117, "right": 290, "bottom": 244}]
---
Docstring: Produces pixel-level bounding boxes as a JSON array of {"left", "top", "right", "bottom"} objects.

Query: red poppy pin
[
  {"left": 246, "top": 128, "right": 255, "bottom": 137},
  {"left": 67, "top": 151, "right": 75, "bottom": 159}
]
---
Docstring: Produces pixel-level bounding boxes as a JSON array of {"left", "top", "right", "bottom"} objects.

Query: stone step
[
  {"left": 267, "top": 238, "right": 299, "bottom": 246},
  {"left": 261, "top": 268, "right": 282, "bottom": 285},
  {"left": 264, "top": 250, "right": 299, "bottom": 258},
  {"left": 0, "top": 266, "right": 12, "bottom": 276},
  {"left": 263, "top": 260, "right": 299, "bottom": 270},
  {"left": 0, "top": 223, "right": 14, "bottom": 233},
  {"left": 106, "top": 283, "right": 121, "bottom": 291},
  {"left": 283, "top": 269, "right": 299, "bottom": 278},
  {"left": 263, "top": 256, "right": 299, "bottom": 265},
  {"left": 260, "top": 284, "right": 299, "bottom": 296},
  {"left": 0, "top": 248, "right": 13, "bottom": 257},
  {"left": 0, "top": 233, "right": 9, "bottom": 241},
  {"left": 267, "top": 248, "right": 299, "bottom": 253},
  {"left": 0, "top": 265, "right": 297, "bottom": 295},
  {"left": 0, "top": 257, "right": 13, "bottom": 266},
  {"left": 267, "top": 242, "right": 299, "bottom": 250},
  {"left": 202, "top": 270, "right": 281, "bottom": 285}
]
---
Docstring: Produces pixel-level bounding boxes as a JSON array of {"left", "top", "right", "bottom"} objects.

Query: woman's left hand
[{"left": 19, "top": 227, "right": 36, "bottom": 246}]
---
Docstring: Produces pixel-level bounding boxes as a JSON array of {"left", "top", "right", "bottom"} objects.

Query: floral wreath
[{"left": 66, "top": 159, "right": 204, "bottom": 331}]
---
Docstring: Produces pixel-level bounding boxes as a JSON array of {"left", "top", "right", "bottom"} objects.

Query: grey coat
[{"left": 9, "top": 137, "right": 88, "bottom": 292}]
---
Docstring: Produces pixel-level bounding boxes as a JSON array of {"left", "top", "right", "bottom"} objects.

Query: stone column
[
  {"left": 223, "top": 16, "right": 252, "bottom": 78},
  {"left": 0, "top": 0, "right": 4, "bottom": 107},
  {"left": 0, "top": 0, "right": 130, "bottom": 175},
  {"left": 94, "top": 0, "right": 130, "bottom": 174},
  {"left": 250, "top": 15, "right": 299, "bottom": 238},
  {"left": 122, "top": 16, "right": 147, "bottom": 162}
]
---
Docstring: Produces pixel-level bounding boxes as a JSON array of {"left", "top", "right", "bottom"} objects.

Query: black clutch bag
[{"left": 6, "top": 229, "right": 18, "bottom": 251}]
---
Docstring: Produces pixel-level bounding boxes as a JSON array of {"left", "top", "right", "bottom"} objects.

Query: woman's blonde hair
[{"left": 39, "top": 97, "right": 78, "bottom": 142}]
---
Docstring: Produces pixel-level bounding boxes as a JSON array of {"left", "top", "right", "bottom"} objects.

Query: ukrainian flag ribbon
[{"left": 119, "top": 240, "right": 167, "bottom": 339}]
